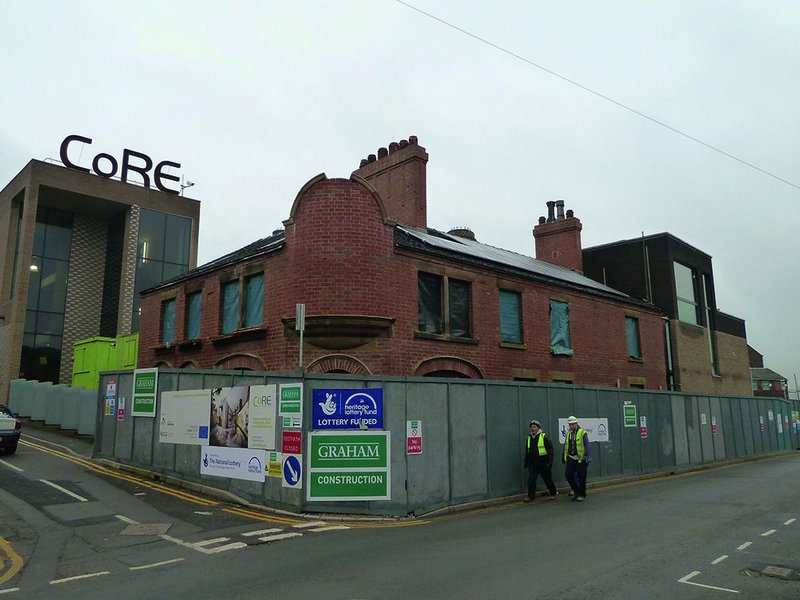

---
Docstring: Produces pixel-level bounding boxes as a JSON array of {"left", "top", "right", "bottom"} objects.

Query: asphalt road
[{"left": 1, "top": 427, "right": 799, "bottom": 599}]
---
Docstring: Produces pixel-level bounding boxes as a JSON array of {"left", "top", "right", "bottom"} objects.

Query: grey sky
[{"left": 2, "top": 1, "right": 798, "bottom": 388}]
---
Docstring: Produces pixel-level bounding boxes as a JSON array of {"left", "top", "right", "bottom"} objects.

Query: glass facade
[
  {"left": 673, "top": 261, "right": 699, "bottom": 325},
  {"left": 21, "top": 207, "right": 73, "bottom": 384},
  {"left": 132, "top": 208, "right": 191, "bottom": 331}
]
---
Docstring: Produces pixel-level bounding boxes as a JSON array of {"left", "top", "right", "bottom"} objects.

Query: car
[{"left": 0, "top": 405, "right": 21, "bottom": 455}]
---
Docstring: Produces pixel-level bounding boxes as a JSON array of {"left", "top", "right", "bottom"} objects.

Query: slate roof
[
  {"left": 750, "top": 367, "right": 787, "bottom": 382},
  {"left": 143, "top": 223, "right": 653, "bottom": 310}
]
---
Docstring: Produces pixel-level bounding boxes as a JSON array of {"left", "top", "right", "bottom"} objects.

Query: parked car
[{"left": 0, "top": 405, "right": 21, "bottom": 455}]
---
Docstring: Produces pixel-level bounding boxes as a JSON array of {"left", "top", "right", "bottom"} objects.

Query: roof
[
  {"left": 142, "top": 231, "right": 285, "bottom": 293},
  {"left": 395, "top": 226, "right": 653, "bottom": 307},
  {"left": 750, "top": 367, "right": 787, "bottom": 382},
  {"left": 143, "top": 223, "right": 654, "bottom": 309}
]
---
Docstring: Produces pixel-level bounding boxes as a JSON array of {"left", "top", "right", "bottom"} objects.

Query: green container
[{"left": 71, "top": 333, "right": 139, "bottom": 390}]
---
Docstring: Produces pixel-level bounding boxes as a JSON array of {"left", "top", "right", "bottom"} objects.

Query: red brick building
[{"left": 138, "top": 137, "right": 667, "bottom": 387}]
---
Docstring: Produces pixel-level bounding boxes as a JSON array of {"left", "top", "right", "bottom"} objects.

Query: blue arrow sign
[{"left": 283, "top": 454, "right": 301, "bottom": 487}]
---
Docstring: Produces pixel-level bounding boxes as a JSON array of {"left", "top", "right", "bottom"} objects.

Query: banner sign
[
  {"left": 282, "top": 430, "right": 302, "bottom": 454},
  {"left": 201, "top": 446, "right": 266, "bottom": 482},
  {"left": 132, "top": 368, "right": 158, "bottom": 417},
  {"left": 623, "top": 403, "right": 637, "bottom": 427},
  {"left": 209, "top": 386, "right": 249, "bottom": 448},
  {"left": 248, "top": 384, "right": 277, "bottom": 449},
  {"left": 312, "top": 388, "right": 383, "bottom": 430},
  {"left": 279, "top": 383, "right": 303, "bottom": 419},
  {"left": 406, "top": 420, "right": 422, "bottom": 454},
  {"left": 558, "top": 417, "right": 610, "bottom": 443},
  {"left": 159, "top": 389, "right": 211, "bottom": 445},
  {"left": 268, "top": 452, "right": 282, "bottom": 478},
  {"left": 307, "top": 431, "right": 390, "bottom": 501}
]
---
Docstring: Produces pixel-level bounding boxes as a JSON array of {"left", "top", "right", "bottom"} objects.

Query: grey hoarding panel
[
  {"left": 406, "top": 381, "right": 449, "bottom": 515},
  {"left": 710, "top": 397, "right": 726, "bottom": 460},
  {"left": 671, "top": 395, "right": 690, "bottom": 466},
  {"left": 449, "top": 383, "right": 487, "bottom": 503},
  {"left": 486, "top": 383, "right": 521, "bottom": 497}
]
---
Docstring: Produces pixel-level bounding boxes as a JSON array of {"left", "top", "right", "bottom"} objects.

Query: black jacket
[{"left": 525, "top": 432, "right": 554, "bottom": 468}]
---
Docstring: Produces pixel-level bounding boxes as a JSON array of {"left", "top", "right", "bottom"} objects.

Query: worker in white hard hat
[{"left": 562, "top": 415, "right": 591, "bottom": 502}]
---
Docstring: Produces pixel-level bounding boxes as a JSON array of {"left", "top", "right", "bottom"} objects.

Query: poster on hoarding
[
  {"left": 159, "top": 389, "right": 211, "bottom": 445},
  {"left": 248, "top": 384, "right": 277, "bottom": 449}
]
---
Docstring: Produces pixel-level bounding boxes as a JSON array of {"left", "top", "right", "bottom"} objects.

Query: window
[
  {"left": 549, "top": 300, "right": 573, "bottom": 356},
  {"left": 221, "top": 273, "right": 264, "bottom": 334},
  {"left": 161, "top": 299, "right": 176, "bottom": 344},
  {"left": 186, "top": 292, "right": 202, "bottom": 340},
  {"left": 625, "top": 316, "right": 641, "bottom": 358},
  {"left": 499, "top": 289, "right": 522, "bottom": 343},
  {"left": 701, "top": 274, "right": 719, "bottom": 375},
  {"left": 673, "top": 262, "right": 699, "bottom": 325},
  {"left": 417, "top": 272, "right": 471, "bottom": 338}
]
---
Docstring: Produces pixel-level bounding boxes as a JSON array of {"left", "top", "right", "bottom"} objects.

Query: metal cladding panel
[
  {"left": 486, "top": 384, "right": 522, "bottom": 497},
  {"left": 671, "top": 395, "right": 690, "bottom": 466},
  {"left": 406, "top": 381, "right": 450, "bottom": 515},
  {"left": 112, "top": 373, "right": 134, "bottom": 461},
  {"left": 598, "top": 389, "right": 623, "bottom": 477},
  {"left": 399, "top": 226, "right": 630, "bottom": 299},
  {"left": 449, "top": 383, "right": 487, "bottom": 502}
]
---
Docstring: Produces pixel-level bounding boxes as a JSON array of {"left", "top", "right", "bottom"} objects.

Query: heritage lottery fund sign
[
  {"left": 307, "top": 431, "right": 390, "bottom": 501},
  {"left": 132, "top": 368, "right": 158, "bottom": 417}
]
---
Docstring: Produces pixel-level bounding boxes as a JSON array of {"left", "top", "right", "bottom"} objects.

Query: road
[{"left": 1, "top": 427, "right": 799, "bottom": 599}]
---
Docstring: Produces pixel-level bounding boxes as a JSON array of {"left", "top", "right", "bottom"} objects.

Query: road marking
[
  {"left": 222, "top": 506, "right": 305, "bottom": 525},
  {"left": 203, "top": 542, "right": 248, "bottom": 554},
  {"left": 309, "top": 525, "right": 350, "bottom": 532},
  {"left": 258, "top": 533, "right": 303, "bottom": 542},
  {"left": 678, "top": 571, "right": 739, "bottom": 594},
  {"left": 711, "top": 555, "right": 728, "bottom": 565},
  {"left": 785, "top": 518, "right": 796, "bottom": 526},
  {"left": 292, "top": 521, "right": 327, "bottom": 529},
  {"left": 0, "top": 587, "right": 20, "bottom": 594},
  {"left": 130, "top": 558, "right": 185, "bottom": 571},
  {"left": 242, "top": 528, "right": 283, "bottom": 537},
  {"left": 159, "top": 534, "right": 246, "bottom": 555},
  {"left": 761, "top": 529, "right": 776, "bottom": 537},
  {"left": 192, "top": 537, "right": 231, "bottom": 548},
  {"left": 38, "top": 479, "right": 87, "bottom": 502},
  {"left": 0, "top": 460, "right": 23, "bottom": 473},
  {"left": 50, "top": 571, "right": 110, "bottom": 585},
  {"left": 737, "top": 542, "right": 752, "bottom": 550},
  {"left": 0, "top": 537, "right": 24, "bottom": 586},
  {"left": 115, "top": 514, "right": 138, "bottom": 525}
]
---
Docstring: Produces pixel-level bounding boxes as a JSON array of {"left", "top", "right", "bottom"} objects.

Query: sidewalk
[{"left": 18, "top": 418, "right": 94, "bottom": 459}]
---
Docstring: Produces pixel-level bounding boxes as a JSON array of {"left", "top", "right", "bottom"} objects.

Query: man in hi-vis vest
[
  {"left": 563, "top": 415, "right": 591, "bottom": 501},
  {"left": 523, "top": 420, "right": 558, "bottom": 502}
]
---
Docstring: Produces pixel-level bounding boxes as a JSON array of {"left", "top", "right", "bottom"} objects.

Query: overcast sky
[{"left": 2, "top": 1, "right": 798, "bottom": 389}]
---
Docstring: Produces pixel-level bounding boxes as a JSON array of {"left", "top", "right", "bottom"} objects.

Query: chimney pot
[
  {"left": 389, "top": 142, "right": 399, "bottom": 153},
  {"left": 566, "top": 209, "right": 574, "bottom": 218},
  {"left": 359, "top": 159, "right": 368, "bottom": 167},
  {"left": 556, "top": 200, "right": 565, "bottom": 220},
  {"left": 409, "top": 135, "right": 418, "bottom": 145},
  {"left": 398, "top": 139, "right": 408, "bottom": 148},
  {"left": 367, "top": 154, "right": 377, "bottom": 163},
  {"left": 546, "top": 201, "right": 556, "bottom": 223},
  {"left": 378, "top": 147, "right": 388, "bottom": 159},
  {"left": 538, "top": 216, "right": 546, "bottom": 224}
]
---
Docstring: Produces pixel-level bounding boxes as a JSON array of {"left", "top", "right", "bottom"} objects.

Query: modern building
[
  {"left": 0, "top": 149, "right": 200, "bottom": 404},
  {"left": 137, "top": 137, "right": 667, "bottom": 388},
  {"left": 582, "top": 233, "right": 751, "bottom": 396}
]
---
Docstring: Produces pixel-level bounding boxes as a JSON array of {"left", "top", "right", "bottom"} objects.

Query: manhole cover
[
  {"left": 120, "top": 523, "right": 172, "bottom": 536},
  {"left": 762, "top": 566, "right": 794, "bottom": 578}
]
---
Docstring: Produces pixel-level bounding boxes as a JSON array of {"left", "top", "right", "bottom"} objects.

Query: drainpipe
[{"left": 663, "top": 316, "right": 675, "bottom": 391}]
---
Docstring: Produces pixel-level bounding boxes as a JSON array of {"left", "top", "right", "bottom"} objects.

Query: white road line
[
  {"left": 677, "top": 571, "right": 739, "bottom": 594},
  {"left": 711, "top": 555, "right": 728, "bottom": 565},
  {"left": 0, "top": 460, "right": 23, "bottom": 472},
  {"left": 737, "top": 542, "right": 752, "bottom": 550},
  {"left": 258, "top": 533, "right": 303, "bottom": 542},
  {"left": 309, "top": 526, "right": 351, "bottom": 532},
  {"left": 0, "top": 588, "right": 20, "bottom": 595},
  {"left": 785, "top": 518, "right": 796, "bottom": 526},
  {"left": 241, "top": 528, "right": 283, "bottom": 537},
  {"left": 192, "top": 537, "right": 231, "bottom": 548},
  {"left": 115, "top": 514, "right": 138, "bottom": 525},
  {"left": 130, "top": 558, "right": 185, "bottom": 571},
  {"left": 202, "top": 542, "right": 248, "bottom": 554},
  {"left": 292, "top": 521, "right": 327, "bottom": 529},
  {"left": 39, "top": 479, "right": 87, "bottom": 502},
  {"left": 761, "top": 529, "right": 776, "bottom": 537},
  {"left": 50, "top": 571, "right": 110, "bottom": 585}
]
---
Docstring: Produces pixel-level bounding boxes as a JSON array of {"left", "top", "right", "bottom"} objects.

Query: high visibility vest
[
  {"left": 563, "top": 428, "right": 587, "bottom": 462},
  {"left": 527, "top": 432, "right": 548, "bottom": 456}
]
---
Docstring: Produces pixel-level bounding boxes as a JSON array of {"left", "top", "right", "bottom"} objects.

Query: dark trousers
[
  {"left": 527, "top": 462, "right": 557, "bottom": 498},
  {"left": 565, "top": 458, "right": 588, "bottom": 498}
]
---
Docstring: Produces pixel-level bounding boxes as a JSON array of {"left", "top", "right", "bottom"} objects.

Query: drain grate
[{"left": 742, "top": 563, "right": 800, "bottom": 581}]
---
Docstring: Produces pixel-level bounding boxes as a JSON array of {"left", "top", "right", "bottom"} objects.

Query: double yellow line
[
  {"left": 0, "top": 536, "right": 23, "bottom": 586},
  {"left": 20, "top": 439, "right": 217, "bottom": 506}
]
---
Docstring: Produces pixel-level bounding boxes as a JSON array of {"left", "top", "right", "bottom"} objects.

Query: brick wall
[
  {"left": 139, "top": 176, "right": 666, "bottom": 388},
  {"left": 60, "top": 214, "right": 108, "bottom": 384}
]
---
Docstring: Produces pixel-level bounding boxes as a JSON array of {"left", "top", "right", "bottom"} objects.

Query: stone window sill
[
  {"left": 414, "top": 331, "right": 479, "bottom": 345},
  {"left": 210, "top": 326, "right": 268, "bottom": 345}
]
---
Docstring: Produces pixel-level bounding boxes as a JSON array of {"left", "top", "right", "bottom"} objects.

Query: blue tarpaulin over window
[
  {"left": 499, "top": 290, "right": 521, "bottom": 343},
  {"left": 549, "top": 300, "right": 573, "bottom": 356}
]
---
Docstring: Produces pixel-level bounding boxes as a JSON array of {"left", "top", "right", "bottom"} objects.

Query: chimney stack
[
  {"left": 353, "top": 136, "right": 429, "bottom": 228},
  {"left": 533, "top": 201, "right": 584, "bottom": 272}
]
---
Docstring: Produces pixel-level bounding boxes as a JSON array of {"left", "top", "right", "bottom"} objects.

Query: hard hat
[
  {"left": 567, "top": 415, "right": 578, "bottom": 424},
  {"left": 529, "top": 420, "right": 541, "bottom": 428}
]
